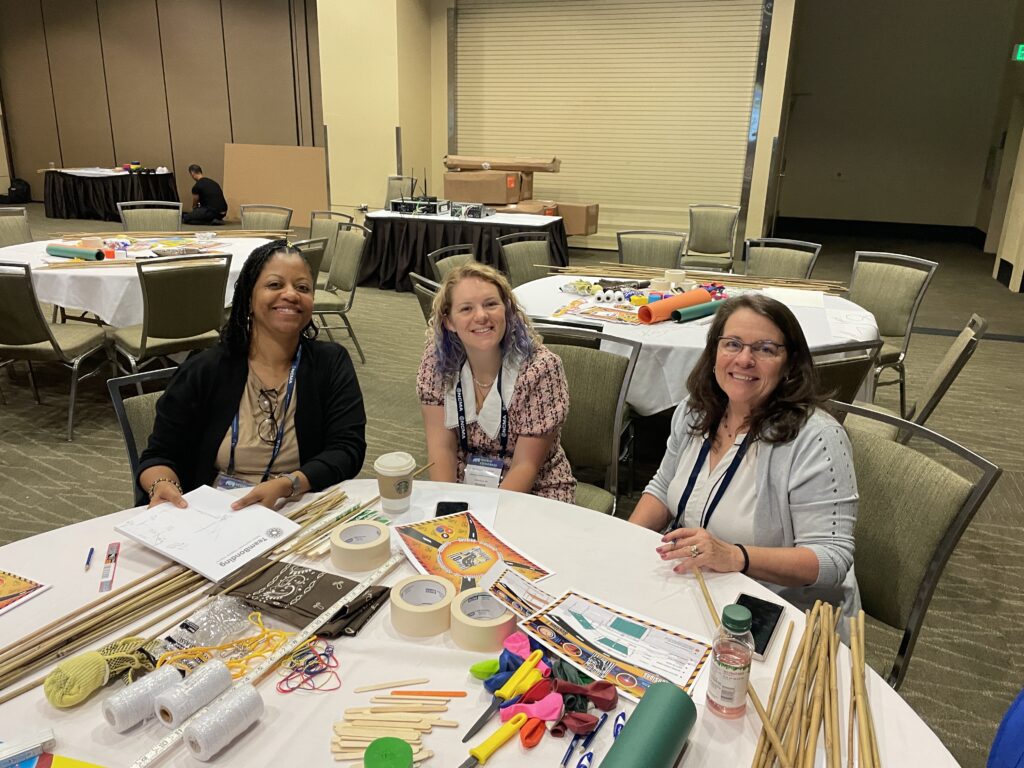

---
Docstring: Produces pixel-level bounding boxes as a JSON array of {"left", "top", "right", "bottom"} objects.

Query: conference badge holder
[
  {"left": 214, "top": 473, "right": 255, "bottom": 492},
  {"left": 464, "top": 456, "right": 503, "bottom": 489}
]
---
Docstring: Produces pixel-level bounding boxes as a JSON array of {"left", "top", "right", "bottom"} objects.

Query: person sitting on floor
[{"left": 182, "top": 164, "right": 228, "bottom": 225}]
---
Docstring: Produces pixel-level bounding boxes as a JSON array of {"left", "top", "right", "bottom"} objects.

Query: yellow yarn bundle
[
  {"left": 44, "top": 636, "right": 154, "bottom": 708},
  {"left": 157, "top": 612, "right": 292, "bottom": 678}
]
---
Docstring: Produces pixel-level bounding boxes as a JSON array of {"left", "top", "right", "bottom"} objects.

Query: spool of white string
[
  {"left": 153, "top": 660, "right": 233, "bottom": 728},
  {"left": 183, "top": 683, "right": 264, "bottom": 761},
  {"left": 102, "top": 664, "right": 182, "bottom": 732}
]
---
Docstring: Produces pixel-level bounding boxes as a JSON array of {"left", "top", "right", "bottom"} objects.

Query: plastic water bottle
[{"left": 706, "top": 604, "right": 754, "bottom": 718}]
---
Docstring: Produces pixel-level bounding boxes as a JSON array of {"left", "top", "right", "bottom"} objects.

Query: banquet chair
[
  {"left": 385, "top": 175, "right": 417, "bottom": 208},
  {"left": 314, "top": 223, "right": 369, "bottom": 363},
  {"left": 410, "top": 272, "right": 440, "bottom": 324},
  {"left": 0, "top": 261, "right": 108, "bottom": 440},
  {"left": 496, "top": 232, "right": 552, "bottom": 287},
  {"left": 117, "top": 201, "right": 182, "bottom": 233},
  {"left": 240, "top": 204, "right": 293, "bottom": 232},
  {"left": 110, "top": 254, "right": 230, "bottom": 390},
  {"left": 427, "top": 244, "right": 476, "bottom": 283},
  {"left": 832, "top": 401, "right": 1001, "bottom": 690},
  {"left": 0, "top": 207, "right": 32, "bottom": 247},
  {"left": 743, "top": 238, "right": 822, "bottom": 279},
  {"left": 107, "top": 367, "right": 177, "bottom": 500},
  {"left": 291, "top": 237, "right": 329, "bottom": 279},
  {"left": 682, "top": 204, "right": 740, "bottom": 271},
  {"left": 616, "top": 230, "right": 687, "bottom": 270},
  {"left": 541, "top": 326, "right": 641, "bottom": 516},
  {"left": 848, "top": 251, "right": 938, "bottom": 418},
  {"left": 843, "top": 314, "right": 987, "bottom": 443},
  {"left": 310, "top": 211, "right": 353, "bottom": 288},
  {"left": 812, "top": 338, "right": 884, "bottom": 404}
]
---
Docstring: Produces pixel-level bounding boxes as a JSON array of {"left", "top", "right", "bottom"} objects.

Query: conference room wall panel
[{"left": 40, "top": 0, "right": 115, "bottom": 169}]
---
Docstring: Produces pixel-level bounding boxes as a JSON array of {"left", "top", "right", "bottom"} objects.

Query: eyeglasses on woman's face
[
  {"left": 257, "top": 388, "right": 280, "bottom": 445},
  {"left": 717, "top": 336, "right": 786, "bottom": 360}
]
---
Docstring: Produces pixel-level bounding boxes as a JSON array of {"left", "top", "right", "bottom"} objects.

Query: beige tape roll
[
  {"left": 450, "top": 588, "right": 517, "bottom": 652},
  {"left": 389, "top": 575, "right": 455, "bottom": 637},
  {"left": 330, "top": 520, "right": 391, "bottom": 572}
]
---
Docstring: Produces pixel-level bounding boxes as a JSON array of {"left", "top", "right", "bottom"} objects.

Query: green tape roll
[
  {"left": 363, "top": 737, "right": 413, "bottom": 768},
  {"left": 45, "top": 244, "right": 105, "bottom": 261},
  {"left": 671, "top": 301, "right": 718, "bottom": 323},
  {"left": 597, "top": 683, "right": 697, "bottom": 768}
]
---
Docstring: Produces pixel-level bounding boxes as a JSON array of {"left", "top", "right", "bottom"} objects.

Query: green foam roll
[
  {"left": 597, "top": 683, "right": 697, "bottom": 768},
  {"left": 671, "top": 301, "right": 718, "bottom": 323},
  {"left": 363, "top": 737, "right": 413, "bottom": 768},
  {"left": 45, "top": 244, "right": 105, "bottom": 261}
]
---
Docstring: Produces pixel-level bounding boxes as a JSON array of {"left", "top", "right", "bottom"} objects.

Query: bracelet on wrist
[
  {"left": 148, "top": 477, "right": 182, "bottom": 499},
  {"left": 735, "top": 543, "right": 750, "bottom": 574}
]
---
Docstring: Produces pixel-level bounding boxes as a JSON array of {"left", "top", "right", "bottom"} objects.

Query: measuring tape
[{"left": 128, "top": 552, "right": 405, "bottom": 767}]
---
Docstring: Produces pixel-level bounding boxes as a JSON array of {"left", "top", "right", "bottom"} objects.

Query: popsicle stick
[
  {"left": 354, "top": 677, "right": 429, "bottom": 693},
  {"left": 390, "top": 689, "right": 466, "bottom": 697}
]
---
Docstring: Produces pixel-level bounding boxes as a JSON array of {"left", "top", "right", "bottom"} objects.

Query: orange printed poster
[
  {"left": 0, "top": 569, "right": 50, "bottom": 617},
  {"left": 394, "top": 512, "right": 552, "bottom": 593}
]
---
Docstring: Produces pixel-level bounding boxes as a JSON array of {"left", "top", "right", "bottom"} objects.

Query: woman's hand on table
[
  {"left": 231, "top": 473, "right": 307, "bottom": 511},
  {"left": 140, "top": 467, "right": 187, "bottom": 509},
  {"left": 657, "top": 527, "right": 743, "bottom": 575}
]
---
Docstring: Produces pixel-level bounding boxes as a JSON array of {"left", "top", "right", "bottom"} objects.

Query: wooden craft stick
[
  {"left": 368, "top": 704, "right": 448, "bottom": 713},
  {"left": 354, "top": 677, "right": 430, "bottom": 693},
  {"left": 390, "top": 689, "right": 466, "bottom": 698},
  {"left": 371, "top": 695, "right": 450, "bottom": 704}
]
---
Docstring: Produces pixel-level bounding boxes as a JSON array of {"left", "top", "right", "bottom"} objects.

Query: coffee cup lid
[{"left": 374, "top": 451, "right": 416, "bottom": 475}]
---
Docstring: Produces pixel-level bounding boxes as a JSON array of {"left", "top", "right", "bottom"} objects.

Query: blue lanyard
[
  {"left": 671, "top": 431, "right": 750, "bottom": 531},
  {"left": 229, "top": 346, "right": 302, "bottom": 482},
  {"left": 455, "top": 366, "right": 509, "bottom": 458}
]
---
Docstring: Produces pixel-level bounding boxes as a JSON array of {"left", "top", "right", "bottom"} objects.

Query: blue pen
[
  {"left": 575, "top": 752, "right": 594, "bottom": 768},
  {"left": 579, "top": 712, "right": 609, "bottom": 752},
  {"left": 84, "top": 547, "right": 95, "bottom": 571},
  {"left": 560, "top": 733, "right": 583, "bottom": 767},
  {"left": 612, "top": 711, "right": 627, "bottom": 739}
]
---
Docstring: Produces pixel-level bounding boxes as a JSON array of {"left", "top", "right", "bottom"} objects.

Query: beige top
[{"left": 215, "top": 368, "right": 300, "bottom": 485}]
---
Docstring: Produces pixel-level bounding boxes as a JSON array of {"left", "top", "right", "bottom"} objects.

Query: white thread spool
[
  {"left": 183, "top": 683, "right": 264, "bottom": 761},
  {"left": 613, "top": 290, "right": 625, "bottom": 303},
  {"left": 602, "top": 289, "right": 615, "bottom": 303},
  {"left": 593, "top": 291, "right": 606, "bottom": 303},
  {"left": 103, "top": 664, "right": 182, "bottom": 732},
  {"left": 153, "top": 660, "right": 233, "bottom": 728}
]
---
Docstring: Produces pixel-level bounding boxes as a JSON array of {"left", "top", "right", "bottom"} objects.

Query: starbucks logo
[{"left": 395, "top": 480, "right": 410, "bottom": 495}]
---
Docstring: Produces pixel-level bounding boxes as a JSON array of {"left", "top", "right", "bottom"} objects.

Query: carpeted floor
[{"left": 1, "top": 204, "right": 1021, "bottom": 766}]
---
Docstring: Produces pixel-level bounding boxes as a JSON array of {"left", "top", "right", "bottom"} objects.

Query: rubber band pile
[{"left": 276, "top": 638, "right": 341, "bottom": 693}]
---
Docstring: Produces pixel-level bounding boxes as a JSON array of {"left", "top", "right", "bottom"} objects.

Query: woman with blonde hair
[{"left": 417, "top": 262, "right": 575, "bottom": 502}]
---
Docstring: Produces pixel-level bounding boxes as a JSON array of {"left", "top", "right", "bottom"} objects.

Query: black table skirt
[
  {"left": 44, "top": 171, "right": 179, "bottom": 222},
  {"left": 360, "top": 215, "right": 570, "bottom": 291}
]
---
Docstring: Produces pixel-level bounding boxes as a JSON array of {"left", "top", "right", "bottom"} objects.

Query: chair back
[
  {"left": 832, "top": 401, "right": 1001, "bottom": 689},
  {"left": 849, "top": 251, "right": 937, "bottom": 343},
  {"left": 534, "top": 317, "right": 603, "bottom": 349},
  {"left": 240, "top": 204, "right": 293, "bottom": 231},
  {"left": 292, "top": 237, "right": 329, "bottom": 277},
  {"left": 744, "top": 238, "right": 821, "bottom": 279},
  {"left": 428, "top": 244, "right": 475, "bottom": 282},
  {"left": 0, "top": 207, "right": 32, "bottom": 247},
  {"left": 0, "top": 262, "right": 60, "bottom": 350},
  {"left": 410, "top": 272, "right": 440, "bottom": 324},
  {"left": 136, "top": 255, "right": 230, "bottom": 357},
  {"left": 496, "top": 232, "right": 551, "bottom": 287},
  {"left": 811, "top": 338, "right": 883, "bottom": 404},
  {"left": 325, "top": 223, "right": 370, "bottom": 296},
  {"left": 310, "top": 211, "right": 353, "bottom": 275},
  {"left": 687, "top": 204, "right": 740, "bottom": 255},
  {"left": 385, "top": 175, "right": 417, "bottom": 208},
  {"left": 907, "top": 313, "right": 987, "bottom": 424},
  {"left": 107, "top": 367, "right": 177, "bottom": 498},
  {"left": 616, "top": 230, "right": 687, "bottom": 270},
  {"left": 118, "top": 201, "right": 182, "bottom": 233}
]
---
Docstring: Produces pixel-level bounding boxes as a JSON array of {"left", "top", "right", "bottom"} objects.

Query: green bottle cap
[{"left": 722, "top": 604, "right": 752, "bottom": 633}]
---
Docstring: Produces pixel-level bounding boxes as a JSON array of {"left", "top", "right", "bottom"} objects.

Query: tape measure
[{"left": 128, "top": 552, "right": 406, "bottom": 767}]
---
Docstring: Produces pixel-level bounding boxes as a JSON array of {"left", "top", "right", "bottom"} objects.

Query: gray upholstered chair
[
  {"left": 848, "top": 251, "right": 938, "bottom": 418},
  {"left": 314, "top": 223, "right": 369, "bottom": 363},
  {"left": 616, "top": 230, "right": 687, "bottom": 270},
  {"left": 110, "top": 255, "right": 230, "bottom": 387},
  {"left": 310, "top": 210, "right": 354, "bottom": 288},
  {"left": 540, "top": 326, "right": 641, "bottom": 516},
  {"left": 427, "top": 244, "right": 475, "bottom": 283},
  {"left": 844, "top": 314, "right": 987, "bottom": 443},
  {"left": 743, "top": 238, "right": 822, "bottom": 279},
  {"left": 291, "top": 237, "right": 329, "bottom": 279},
  {"left": 107, "top": 367, "right": 177, "bottom": 500},
  {"left": 0, "top": 261, "right": 108, "bottom": 440},
  {"left": 240, "top": 204, "right": 293, "bottom": 232},
  {"left": 409, "top": 272, "right": 440, "bottom": 325},
  {"left": 496, "top": 232, "right": 551, "bottom": 288},
  {"left": 682, "top": 204, "right": 740, "bottom": 271},
  {"left": 812, "top": 338, "right": 884, "bottom": 404},
  {"left": 117, "top": 201, "right": 182, "bottom": 233},
  {"left": 832, "top": 401, "right": 1001, "bottom": 690},
  {"left": 0, "top": 207, "right": 32, "bottom": 247},
  {"left": 385, "top": 175, "right": 417, "bottom": 208}
]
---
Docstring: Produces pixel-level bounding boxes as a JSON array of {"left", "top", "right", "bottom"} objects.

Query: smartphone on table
[
  {"left": 434, "top": 501, "right": 469, "bottom": 517},
  {"left": 735, "top": 592, "right": 786, "bottom": 662}
]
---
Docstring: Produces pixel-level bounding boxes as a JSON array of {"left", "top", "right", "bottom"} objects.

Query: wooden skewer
[
  {"left": 354, "top": 678, "right": 430, "bottom": 694},
  {"left": 829, "top": 629, "right": 841, "bottom": 768},
  {"left": 751, "top": 621, "right": 794, "bottom": 767},
  {"left": 850, "top": 615, "right": 873, "bottom": 768},
  {"left": 803, "top": 605, "right": 830, "bottom": 767},
  {"left": 859, "top": 612, "right": 881, "bottom": 768}
]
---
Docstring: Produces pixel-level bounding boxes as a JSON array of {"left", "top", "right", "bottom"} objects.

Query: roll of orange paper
[{"left": 637, "top": 288, "right": 712, "bottom": 324}]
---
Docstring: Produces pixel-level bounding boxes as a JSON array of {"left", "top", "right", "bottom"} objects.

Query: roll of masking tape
[
  {"left": 450, "top": 588, "right": 517, "bottom": 652},
  {"left": 389, "top": 576, "right": 455, "bottom": 637},
  {"left": 331, "top": 520, "right": 391, "bottom": 572}
]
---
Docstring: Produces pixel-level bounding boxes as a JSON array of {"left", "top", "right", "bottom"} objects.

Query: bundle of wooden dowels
[{"left": 56, "top": 229, "right": 292, "bottom": 239}]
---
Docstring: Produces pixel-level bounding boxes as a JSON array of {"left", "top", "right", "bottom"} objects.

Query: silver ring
[{"left": 690, "top": 544, "right": 700, "bottom": 558}]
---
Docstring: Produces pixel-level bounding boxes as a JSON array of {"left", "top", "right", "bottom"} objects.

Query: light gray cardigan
[{"left": 645, "top": 402, "right": 861, "bottom": 625}]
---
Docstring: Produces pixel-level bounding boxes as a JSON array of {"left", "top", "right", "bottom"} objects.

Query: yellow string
[{"left": 156, "top": 612, "right": 297, "bottom": 679}]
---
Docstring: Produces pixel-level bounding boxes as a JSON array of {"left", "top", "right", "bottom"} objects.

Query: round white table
[
  {"left": 514, "top": 276, "right": 881, "bottom": 416},
  {"left": 0, "top": 237, "right": 269, "bottom": 328},
  {"left": 0, "top": 480, "right": 955, "bottom": 766}
]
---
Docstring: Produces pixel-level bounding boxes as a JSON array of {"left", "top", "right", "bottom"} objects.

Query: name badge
[
  {"left": 463, "top": 455, "right": 503, "bottom": 489},
  {"left": 214, "top": 472, "right": 254, "bottom": 491}
]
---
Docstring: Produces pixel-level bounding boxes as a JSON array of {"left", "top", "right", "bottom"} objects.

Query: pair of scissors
[
  {"left": 462, "top": 650, "right": 543, "bottom": 743},
  {"left": 457, "top": 712, "right": 528, "bottom": 768}
]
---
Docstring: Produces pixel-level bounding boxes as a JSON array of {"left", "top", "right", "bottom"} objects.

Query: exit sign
[{"left": 1014, "top": 44, "right": 1024, "bottom": 61}]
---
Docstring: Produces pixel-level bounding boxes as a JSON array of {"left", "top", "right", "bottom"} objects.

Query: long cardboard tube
[
  {"left": 44, "top": 244, "right": 105, "bottom": 261},
  {"left": 637, "top": 288, "right": 711, "bottom": 324}
]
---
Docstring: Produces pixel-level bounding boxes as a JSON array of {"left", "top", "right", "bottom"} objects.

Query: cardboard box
[
  {"left": 492, "top": 200, "right": 558, "bottom": 216},
  {"left": 557, "top": 202, "right": 599, "bottom": 235},
  {"left": 443, "top": 155, "right": 561, "bottom": 173},
  {"left": 444, "top": 171, "right": 522, "bottom": 205},
  {"left": 520, "top": 172, "right": 533, "bottom": 201}
]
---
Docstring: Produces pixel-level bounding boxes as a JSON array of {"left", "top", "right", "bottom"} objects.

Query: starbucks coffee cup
[{"left": 374, "top": 452, "right": 416, "bottom": 513}]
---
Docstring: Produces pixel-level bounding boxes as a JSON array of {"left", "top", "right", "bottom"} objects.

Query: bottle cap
[{"left": 721, "top": 604, "right": 752, "bottom": 633}]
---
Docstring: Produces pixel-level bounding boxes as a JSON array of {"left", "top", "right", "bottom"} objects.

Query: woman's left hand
[
  {"left": 231, "top": 477, "right": 293, "bottom": 510},
  {"left": 657, "top": 527, "right": 743, "bottom": 575}
]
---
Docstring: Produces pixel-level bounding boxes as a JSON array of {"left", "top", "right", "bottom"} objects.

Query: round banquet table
[
  {"left": 0, "top": 479, "right": 956, "bottom": 767},
  {"left": 0, "top": 238, "right": 269, "bottom": 328},
  {"left": 514, "top": 275, "right": 881, "bottom": 416}
]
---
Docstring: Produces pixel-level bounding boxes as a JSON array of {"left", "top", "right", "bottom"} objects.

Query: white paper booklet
[{"left": 114, "top": 485, "right": 299, "bottom": 582}]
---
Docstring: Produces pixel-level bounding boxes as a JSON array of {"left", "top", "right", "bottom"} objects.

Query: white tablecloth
[
  {"left": 515, "top": 276, "right": 881, "bottom": 415},
  {"left": 0, "top": 479, "right": 955, "bottom": 767},
  {"left": 0, "top": 238, "right": 269, "bottom": 327}
]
